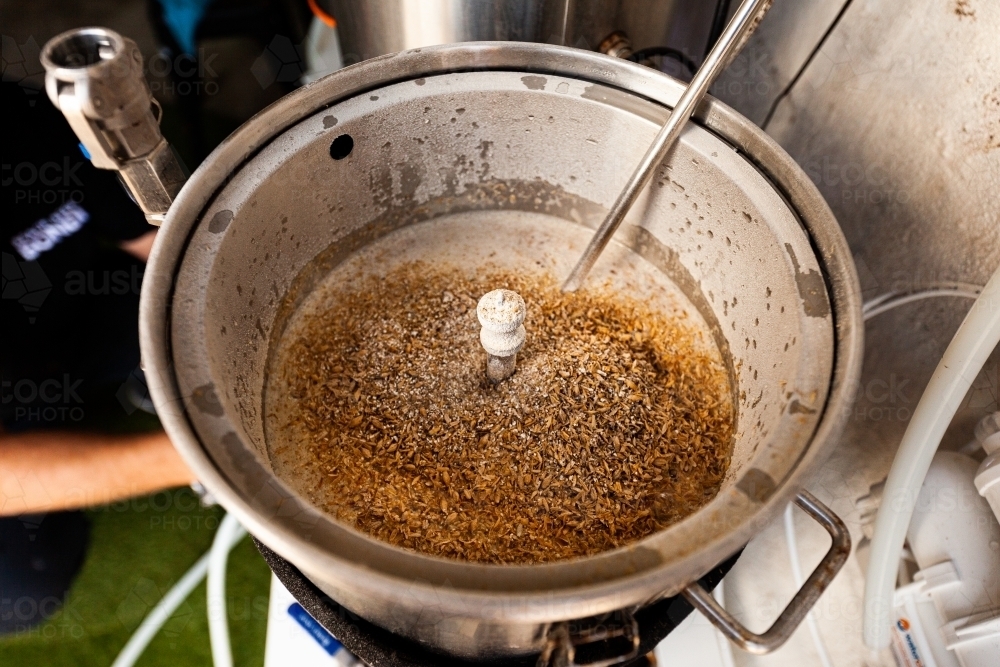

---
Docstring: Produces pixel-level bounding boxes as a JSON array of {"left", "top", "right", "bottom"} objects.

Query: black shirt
[{"left": 2, "top": 81, "right": 152, "bottom": 431}]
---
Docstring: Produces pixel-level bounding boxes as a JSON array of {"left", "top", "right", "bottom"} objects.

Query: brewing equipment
[
  {"left": 39, "top": 27, "right": 186, "bottom": 224},
  {"left": 41, "top": 26, "right": 863, "bottom": 665},
  {"left": 320, "top": 0, "right": 720, "bottom": 66}
]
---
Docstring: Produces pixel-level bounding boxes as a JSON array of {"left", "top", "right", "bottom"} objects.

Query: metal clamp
[
  {"left": 682, "top": 491, "right": 851, "bottom": 654},
  {"left": 537, "top": 610, "right": 640, "bottom": 667}
]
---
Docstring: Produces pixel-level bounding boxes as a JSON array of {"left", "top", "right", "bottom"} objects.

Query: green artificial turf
[{"left": 0, "top": 487, "right": 272, "bottom": 666}]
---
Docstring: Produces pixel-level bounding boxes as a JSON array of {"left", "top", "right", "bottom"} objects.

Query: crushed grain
[{"left": 266, "top": 263, "right": 733, "bottom": 564}]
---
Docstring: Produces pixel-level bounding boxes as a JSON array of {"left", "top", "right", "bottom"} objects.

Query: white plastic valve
[{"left": 477, "top": 289, "right": 526, "bottom": 383}]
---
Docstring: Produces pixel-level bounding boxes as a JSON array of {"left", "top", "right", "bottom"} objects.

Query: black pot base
[{"left": 254, "top": 538, "right": 740, "bottom": 667}]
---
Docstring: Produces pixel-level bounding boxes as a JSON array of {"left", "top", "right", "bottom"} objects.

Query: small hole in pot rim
[{"left": 330, "top": 134, "right": 354, "bottom": 160}]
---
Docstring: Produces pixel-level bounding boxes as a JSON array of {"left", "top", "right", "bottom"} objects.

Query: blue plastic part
[
  {"left": 287, "top": 602, "right": 342, "bottom": 656},
  {"left": 159, "top": 0, "right": 212, "bottom": 55}
]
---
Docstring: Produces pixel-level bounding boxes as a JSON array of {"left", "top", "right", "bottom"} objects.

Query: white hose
[
  {"left": 862, "top": 283, "right": 982, "bottom": 320},
  {"left": 110, "top": 513, "right": 245, "bottom": 667},
  {"left": 863, "top": 264, "right": 1000, "bottom": 649},
  {"left": 783, "top": 504, "right": 834, "bottom": 667},
  {"left": 208, "top": 512, "right": 248, "bottom": 667}
]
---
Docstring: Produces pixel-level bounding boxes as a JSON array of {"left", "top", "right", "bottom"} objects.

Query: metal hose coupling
[{"left": 41, "top": 27, "right": 187, "bottom": 225}]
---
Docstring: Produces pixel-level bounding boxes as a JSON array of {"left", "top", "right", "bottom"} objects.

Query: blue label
[{"left": 287, "top": 602, "right": 342, "bottom": 656}]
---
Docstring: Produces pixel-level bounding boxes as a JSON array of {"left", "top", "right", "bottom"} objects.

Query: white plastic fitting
[
  {"left": 975, "top": 412, "right": 1000, "bottom": 523},
  {"left": 477, "top": 289, "right": 526, "bottom": 383},
  {"left": 974, "top": 411, "right": 1000, "bottom": 454},
  {"left": 894, "top": 451, "right": 1000, "bottom": 667}
]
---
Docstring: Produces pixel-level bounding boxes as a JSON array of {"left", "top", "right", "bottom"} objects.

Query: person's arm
[
  {"left": 0, "top": 429, "right": 194, "bottom": 516},
  {"left": 119, "top": 229, "right": 157, "bottom": 262}
]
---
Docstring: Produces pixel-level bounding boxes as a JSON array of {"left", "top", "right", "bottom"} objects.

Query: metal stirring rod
[{"left": 562, "top": 0, "right": 773, "bottom": 292}]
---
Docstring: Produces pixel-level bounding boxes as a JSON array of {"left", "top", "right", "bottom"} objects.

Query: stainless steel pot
[
  {"left": 322, "top": 0, "right": 718, "bottom": 65},
  {"left": 46, "top": 34, "right": 862, "bottom": 661}
]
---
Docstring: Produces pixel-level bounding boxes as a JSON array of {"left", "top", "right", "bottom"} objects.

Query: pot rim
[{"left": 140, "top": 42, "right": 863, "bottom": 620}]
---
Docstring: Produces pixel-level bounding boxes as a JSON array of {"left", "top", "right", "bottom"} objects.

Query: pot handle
[{"left": 682, "top": 491, "right": 851, "bottom": 655}]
